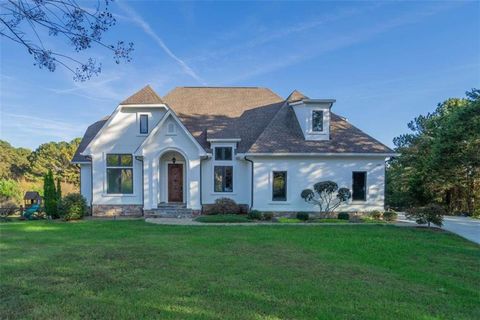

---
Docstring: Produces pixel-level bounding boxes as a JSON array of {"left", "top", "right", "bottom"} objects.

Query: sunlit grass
[{"left": 1, "top": 220, "right": 479, "bottom": 319}]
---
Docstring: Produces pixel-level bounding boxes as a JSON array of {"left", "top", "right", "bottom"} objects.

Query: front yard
[{"left": 1, "top": 220, "right": 479, "bottom": 319}]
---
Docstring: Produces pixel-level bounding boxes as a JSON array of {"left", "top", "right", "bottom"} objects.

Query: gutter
[{"left": 244, "top": 156, "right": 254, "bottom": 210}]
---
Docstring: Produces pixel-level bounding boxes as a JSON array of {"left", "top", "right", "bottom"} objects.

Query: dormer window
[
  {"left": 312, "top": 110, "right": 324, "bottom": 132},
  {"left": 139, "top": 114, "right": 148, "bottom": 134}
]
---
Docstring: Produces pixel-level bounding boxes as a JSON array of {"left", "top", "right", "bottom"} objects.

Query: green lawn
[
  {"left": 195, "top": 214, "right": 251, "bottom": 223},
  {"left": 1, "top": 221, "right": 479, "bottom": 319}
]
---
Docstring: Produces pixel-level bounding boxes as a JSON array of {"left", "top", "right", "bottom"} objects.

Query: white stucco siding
[
  {"left": 292, "top": 102, "right": 331, "bottom": 141},
  {"left": 200, "top": 156, "right": 251, "bottom": 206},
  {"left": 80, "top": 164, "right": 92, "bottom": 205},
  {"left": 141, "top": 114, "right": 202, "bottom": 210},
  {"left": 251, "top": 156, "right": 386, "bottom": 212}
]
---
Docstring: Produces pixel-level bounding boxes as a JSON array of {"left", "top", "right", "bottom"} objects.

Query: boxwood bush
[
  {"left": 58, "top": 193, "right": 87, "bottom": 221},
  {"left": 248, "top": 210, "right": 262, "bottom": 220},
  {"left": 383, "top": 210, "right": 398, "bottom": 221},
  {"left": 337, "top": 212, "right": 350, "bottom": 220},
  {"left": 296, "top": 212, "right": 309, "bottom": 221}
]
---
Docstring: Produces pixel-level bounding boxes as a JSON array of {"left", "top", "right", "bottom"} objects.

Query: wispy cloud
[{"left": 116, "top": 1, "right": 206, "bottom": 85}]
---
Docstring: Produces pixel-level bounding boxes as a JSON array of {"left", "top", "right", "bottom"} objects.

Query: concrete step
[{"left": 145, "top": 206, "right": 193, "bottom": 219}]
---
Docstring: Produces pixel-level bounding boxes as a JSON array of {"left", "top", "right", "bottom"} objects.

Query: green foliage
[
  {"left": 387, "top": 89, "right": 480, "bottom": 215},
  {"left": 195, "top": 214, "right": 250, "bottom": 223},
  {"left": 406, "top": 204, "right": 446, "bottom": 227},
  {"left": 278, "top": 217, "right": 301, "bottom": 223},
  {"left": 301, "top": 180, "right": 351, "bottom": 214},
  {"left": 248, "top": 210, "right": 262, "bottom": 220},
  {"left": 58, "top": 193, "right": 87, "bottom": 221},
  {"left": 383, "top": 210, "right": 398, "bottom": 222},
  {"left": 205, "top": 198, "right": 240, "bottom": 215},
  {"left": 0, "top": 179, "right": 22, "bottom": 203},
  {"left": 337, "top": 212, "right": 350, "bottom": 220},
  {"left": 296, "top": 212, "right": 309, "bottom": 221},
  {"left": 0, "top": 138, "right": 81, "bottom": 186},
  {"left": 43, "top": 170, "right": 58, "bottom": 218},
  {"left": 262, "top": 212, "right": 274, "bottom": 221},
  {"left": 370, "top": 210, "right": 382, "bottom": 220},
  {"left": 56, "top": 178, "right": 62, "bottom": 202}
]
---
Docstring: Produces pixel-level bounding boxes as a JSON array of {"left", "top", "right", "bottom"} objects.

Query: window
[
  {"left": 214, "top": 166, "right": 233, "bottom": 192},
  {"left": 106, "top": 154, "right": 133, "bottom": 194},
  {"left": 215, "top": 147, "right": 232, "bottom": 161},
  {"left": 312, "top": 110, "right": 324, "bottom": 132},
  {"left": 352, "top": 171, "right": 367, "bottom": 201},
  {"left": 167, "top": 122, "right": 176, "bottom": 134},
  {"left": 272, "top": 171, "right": 287, "bottom": 201},
  {"left": 139, "top": 115, "right": 148, "bottom": 134}
]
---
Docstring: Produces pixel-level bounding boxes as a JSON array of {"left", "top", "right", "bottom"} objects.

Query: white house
[{"left": 72, "top": 86, "right": 396, "bottom": 217}]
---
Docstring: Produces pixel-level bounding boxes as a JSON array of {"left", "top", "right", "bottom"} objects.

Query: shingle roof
[
  {"left": 71, "top": 116, "right": 109, "bottom": 162},
  {"left": 163, "top": 87, "right": 284, "bottom": 152},
  {"left": 248, "top": 102, "right": 393, "bottom": 153},
  {"left": 120, "top": 85, "right": 164, "bottom": 105},
  {"left": 24, "top": 191, "right": 41, "bottom": 200},
  {"left": 73, "top": 86, "right": 393, "bottom": 161}
]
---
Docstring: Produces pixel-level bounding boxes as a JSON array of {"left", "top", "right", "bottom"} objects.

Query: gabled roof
[
  {"left": 24, "top": 191, "right": 41, "bottom": 200},
  {"left": 286, "top": 90, "right": 309, "bottom": 102},
  {"left": 248, "top": 103, "right": 393, "bottom": 154},
  {"left": 120, "top": 85, "right": 164, "bottom": 105},
  {"left": 163, "top": 87, "right": 284, "bottom": 152}
]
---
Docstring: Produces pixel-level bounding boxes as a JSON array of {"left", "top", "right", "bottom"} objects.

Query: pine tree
[
  {"left": 43, "top": 169, "right": 58, "bottom": 218},
  {"left": 56, "top": 178, "right": 62, "bottom": 203}
]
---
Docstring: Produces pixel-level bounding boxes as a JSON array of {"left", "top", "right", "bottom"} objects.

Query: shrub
[
  {"left": 296, "top": 212, "right": 309, "bottom": 221},
  {"left": 262, "top": 212, "right": 274, "bottom": 221},
  {"left": 0, "top": 201, "right": 19, "bottom": 220},
  {"left": 337, "top": 212, "right": 350, "bottom": 220},
  {"left": 406, "top": 204, "right": 445, "bottom": 227},
  {"left": 472, "top": 208, "right": 480, "bottom": 219},
  {"left": 207, "top": 198, "right": 240, "bottom": 215},
  {"left": 248, "top": 210, "right": 262, "bottom": 220},
  {"left": 301, "top": 180, "right": 351, "bottom": 216},
  {"left": 383, "top": 210, "right": 398, "bottom": 222},
  {"left": 370, "top": 210, "right": 382, "bottom": 220},
  {"left": 58, "top": 193, "right": 87, "bottom": 221}
]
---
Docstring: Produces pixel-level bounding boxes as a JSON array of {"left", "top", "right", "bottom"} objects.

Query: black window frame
[
  {"left": 139, "top": 114, "right": 148, "bottom": 134},
  {"left": 214, "top": 165, "right": 233, "bottom": 193},
  {"left": 312, "top": 110, "right": 324, "bottom": 132},
  {"left": 352, "top": 171, "right": 367, "bottom": 201},
  {"left": 106, "top": 154, "right": 134, "bottom": 194},
  {"left": 272, "top": 171, "right": 287, "bottom": 201},
  {"left": 214, "top": 147, "right": 233, "bottom": 161}
]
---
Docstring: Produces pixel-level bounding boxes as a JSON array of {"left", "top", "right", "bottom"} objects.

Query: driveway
[{"left": 398, "top": 213, "right": 480, "bottom": 244}]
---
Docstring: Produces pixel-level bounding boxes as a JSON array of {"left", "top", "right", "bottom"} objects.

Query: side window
[
  {"left": 215, "top": 147, "right": 232, "bottom": 161},
  {"left": 167, "top": 122, "right": 176, "bottom": 134},
  {"left": 106, "top": 154, "right": 133, "bottom": 194},
  {"left": 312, "top": 110, "right": 324, "bottom": 132},
  {"left": 272, "top": 171, "right": 287, "bottom": 201},
  {"left": 352, "top": 171, "right": 367, "bottom": 201},
  {"left": 214, "top": 166, "right": 233, "bottom": 192},
  {"left": 139, "top": 114, "right": 148, "bottom": 134}
]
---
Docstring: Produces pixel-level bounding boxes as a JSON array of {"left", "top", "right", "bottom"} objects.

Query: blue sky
[{"left": 1, "top": 0, "right": 479, "bottom": 150}]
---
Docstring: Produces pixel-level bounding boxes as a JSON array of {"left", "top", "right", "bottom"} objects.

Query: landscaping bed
[{"left": 1, "top": 220, "right": 479, "bottom": 319}]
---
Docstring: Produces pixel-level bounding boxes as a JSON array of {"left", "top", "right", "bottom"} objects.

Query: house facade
[{"left": 72, "top": 86, "right": 395, "bottom": 216}]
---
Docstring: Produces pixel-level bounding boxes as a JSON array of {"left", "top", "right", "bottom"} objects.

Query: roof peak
[
  {"left": 286, "top": 89, "right": 309, "bottom": 102},
  {"left": 178, "top": 86, "right": 263, "bottom": 89},
  {"left": 120, "top": 85, "right": 164, "bottom": 105}
]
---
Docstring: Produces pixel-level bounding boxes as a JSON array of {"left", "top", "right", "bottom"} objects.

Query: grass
[
  {"left": 1, "top": 220, "right": 479, "bottom": 319},
  {"left": 310, "top": 218, "right": 349, "bottom": 223},
  {"left": 195, "top": 214, "right": 250, "bottom": 223},
  {"left": 277, "top": 217, "right": 302, "bottom": 223}
]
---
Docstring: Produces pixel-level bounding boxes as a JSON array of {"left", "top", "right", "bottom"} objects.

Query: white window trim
[
  {"left": 103, "top": 153, "right": 136, "bottom": 197},
  {"left": 211, "top": 143, "right": 236, "bottom": 194},
  {"left": 136, "top": 112, "right": 150, "bottom": 136},
  {"left": 310, "top": 109, "right": 325, "bottom": 134},
  {"left": 351, "top": 171, "right": 368, "bottom": 203}
]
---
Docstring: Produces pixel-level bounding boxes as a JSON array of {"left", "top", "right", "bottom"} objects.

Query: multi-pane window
[
  {"left": 312, "top": 110, "right": 324, "bottom": 132},
  {"left": 352, "top": 171, "right": 367, "bottom": 201},
  {"left": 139, "top": 114, "right": 148, "bottom": 134},
  {"left": 272, "top": 171, "right": 287, "bottom": 201},
  {"left": 106, "top": 154, "right": 133, "bottom": 194},
  {"left": 214, "top": 147, "right": 232, "bottom": 161},
  {"left": 214, "top": 166, "right": 233, "bottom": 192}
]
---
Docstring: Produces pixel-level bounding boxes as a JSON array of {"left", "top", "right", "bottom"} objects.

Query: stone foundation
[{"left": 92, "top": 205, "right": 143, "bottom": 217}]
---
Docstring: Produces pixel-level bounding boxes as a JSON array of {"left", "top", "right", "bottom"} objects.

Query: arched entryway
[{"left": 158, "top": 150, "right": 187, "bottom": 204}]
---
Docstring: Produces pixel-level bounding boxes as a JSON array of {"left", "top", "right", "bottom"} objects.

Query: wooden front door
[{"left": 168, "top": 163, "right": 183, "bottom": 202}]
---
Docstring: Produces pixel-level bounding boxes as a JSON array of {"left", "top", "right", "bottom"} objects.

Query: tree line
[
  {"left": 387, "top": 89, "right": 479, "bottom": 216},
  {"left": 0, "top": 138, "right": 80, "bottom": 203}
]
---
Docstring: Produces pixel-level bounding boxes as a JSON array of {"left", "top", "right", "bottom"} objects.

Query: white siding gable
[{"left": 292, "top": 100, "right": 333, "bottom": 141}]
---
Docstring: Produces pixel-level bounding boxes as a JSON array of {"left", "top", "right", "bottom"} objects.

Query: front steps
[{"left": 144, "top": 203, "right": 194, "bottom": 219}]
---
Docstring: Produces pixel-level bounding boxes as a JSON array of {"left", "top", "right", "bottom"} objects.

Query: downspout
[{"left": 244, "top": 156, "right": 254, "bottom": 210}]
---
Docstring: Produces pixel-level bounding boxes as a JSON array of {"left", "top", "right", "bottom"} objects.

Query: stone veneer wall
[{"left": 92, "top": 205, "right": 143, "bottom": 217}]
